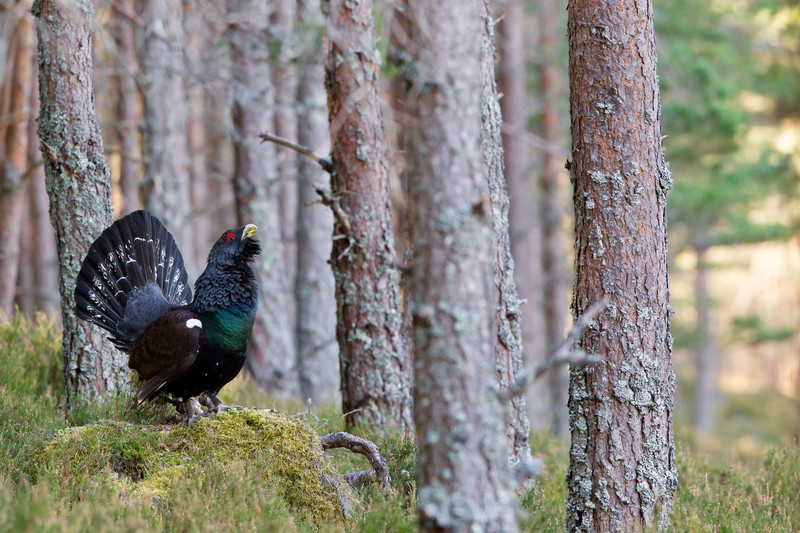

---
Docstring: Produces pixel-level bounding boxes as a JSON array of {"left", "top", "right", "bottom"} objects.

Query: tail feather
[{"left": 75, "top": 210, "right": 192, "bottom": 348}]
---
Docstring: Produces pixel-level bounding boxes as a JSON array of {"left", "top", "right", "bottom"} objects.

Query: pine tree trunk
[
  {"left": 270, "top": 0, "right": 299, "bottom": 312},
  {"left": 112, "top": 0, "right": 140, "bottom": 215},
  {"left": 692, "top": 244, "right": 717, "bottom": 432},
  {"left": 479, "top": 0, "right": 534, "bottom": 471},
  {"left": 566, "top": 0, "right": 677, "bottom": 530},
  {"left": 184, "top": 1, "right": 211, "bottom": 270},
  {"left": 321, "top": 0, "right": 414, "bottom": 433},
  {"left": 27, "top": 65, "right": 58, "bottom": 315},
  {"left": 228, "top": 0, "right": 298, "bottom": 397},
  {"left": 538, "top": 0, "right": 570, "bottom": 436},
  {"left": 295, "top": 0, "right": 339, "bottom": 405},
  {"left": 0, "top": 6, "right": 33, "bottom": 316},
  {"left": 497, "top": 0, "right": 550, "bottom": 429},
  {"left": 33, "top": 0, "right": 129, "bottom": 406},
  {"left": 139, "top": 0, "right": 197, "bottom": 278},
  {"left": 404, "top": 1, "right": 518, "bottom": 530},
  {"left": 387, "top": 6, "right": 410, "bottom": 264}
]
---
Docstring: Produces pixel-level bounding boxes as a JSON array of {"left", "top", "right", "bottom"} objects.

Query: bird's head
[{"left": 207, "top": 223, "right": 262, "bottom": 266}]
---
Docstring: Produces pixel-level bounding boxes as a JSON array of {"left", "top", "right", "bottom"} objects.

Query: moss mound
[{"left": 34, "top": 409, "right": 356, "bottom": 527}]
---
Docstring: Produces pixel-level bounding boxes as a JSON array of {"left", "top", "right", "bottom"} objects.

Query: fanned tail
[{"left": 74, "top": 210, "right": 192, "bottom": 350}]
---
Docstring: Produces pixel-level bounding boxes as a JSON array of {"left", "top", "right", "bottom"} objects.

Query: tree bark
[
  {"left": 112, "top": 0, "right": 140, "bottom": 215},
  {"left": 479, "top": 0, "right": 534, "bottom": 473},
  {"left": 228, "top": 0, "right": 298, "bottom": 397},
  {"left": 386, "top": 5, "right": 410, "bottom": 264},
  {"left": 27, "top": 61, "right": 58, "bottom": 315},
  {"left": 321, "top": 0, "right": 414, "bottom": 433},
  {"left": 184, "top": 0, "right": 212, "bottom": 270},
  {"left": 566, "top": 0, "right": 677, "bottom": 531},
  {"left": 497, "top": 0, "right": 550, "bottom": 429},
  {"left": 538, "top": 0, "right": 570, "bottom": 436},
  {"left": 0, "top": 4, "right": 33, "bottom": 316},
  {"left": 139, "top": 0, "right": 197, "bottom": 278},
  {"left": 270, "top": 0, "right": 299, "bottom": 310},
  {"left": 33, "top": 0, "right": 128, "bottom": 406},
  {"left": 295, "top": 0, "right": 339, "bottom": 405},
  {"left": 692, "top": 244, "right": 717, "bottom": 432},
  {"left": 403, "top": 1, "right": 518, "bottom": 530}
]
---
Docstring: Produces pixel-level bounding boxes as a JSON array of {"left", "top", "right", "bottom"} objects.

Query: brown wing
[{"left": 129, "top": 309, "right": 202, "bottom": 402}]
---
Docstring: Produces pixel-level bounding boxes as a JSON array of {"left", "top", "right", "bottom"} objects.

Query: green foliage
[
  {"left": 732, "top": 314, "right": 797, "bottom": 344},
  {"left": 657, "top": 0, "right": 798, "bottom": 251},
  {"left": 750, "top": 0, "right": 800, "bottom": 115}
]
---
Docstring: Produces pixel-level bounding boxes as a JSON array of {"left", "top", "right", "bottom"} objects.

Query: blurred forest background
[{"left": 1, "top": 0, "right": 799, "bottom": 466}]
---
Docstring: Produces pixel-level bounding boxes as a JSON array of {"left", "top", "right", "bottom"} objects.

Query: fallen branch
[
  {"left": 319, "top": 431, "right": 391, "bottom": 491},
  {"left": 504, "top": 297, "right": 609, "bottom": 399},
  {"left": 259, "top": 131, "right": 333, "bottom": 173}
]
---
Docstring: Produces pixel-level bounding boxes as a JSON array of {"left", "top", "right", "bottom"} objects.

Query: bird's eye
[{"left": 225, "top": 232, "right": 235, "bottom": 243}]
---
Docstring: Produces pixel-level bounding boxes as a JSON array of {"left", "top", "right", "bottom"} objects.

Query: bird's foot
[{"left": 198, "top": 393, "right": 243, "bottom": 415}]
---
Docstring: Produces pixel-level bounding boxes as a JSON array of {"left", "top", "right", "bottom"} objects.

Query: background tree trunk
[
  {"left": 566, "top": 0, "right": 677, "bottom": 530},
  {"left": 479, "top": 0, "right": 534, "bottom": 472},
  {"left": 538, "top": 0, "right": 570, "bottom": 436},
  {"left": 497, "top": 0, "right": 550, "bottom": 429},
  {"left": 33, "top": 0, "right": 128, "bottom": 406},
  {"left": 270, "top": 0, "right": 299, "bottom": 310},
  {"left": 228, "top": 0, "right": 299, "bottom": 398},
  {"left": 0, "top": 4, "right": 33, "bottom": 315},
  {"left": 295, "top": 0, "right": 339, "bottom": 405},
  {"left": 692, "top": 244, "right": 717, "bottom": 432},
  {"left": 112, "top": 0, "right": 140, "bottom": 215},
  {"left": 27, "top": 64, "right": 58, "bottom": 315},
  {"left": 321, "top": 0, "right": 414, "bottom": 433},
  {"left": 404, "top": 1, "right": 518, "bottom": 530},
  {"left": 184, "top": 0, "right": 212, "bottom": 270},
  {"left": 139, "top": 0, "right": 197, "bottom": 279}
]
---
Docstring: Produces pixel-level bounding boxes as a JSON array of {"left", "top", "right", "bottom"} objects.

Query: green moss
[
  {"left": 32, "top": 409, "right": 356, "bottom": 528},
  {"left": 170, "top": 409, "right": 358, "bottom": 522}
]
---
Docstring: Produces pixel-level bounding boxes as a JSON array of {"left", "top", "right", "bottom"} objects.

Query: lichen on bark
[{"left": 566, "top": 0, "right": 677, "bottom": 531}]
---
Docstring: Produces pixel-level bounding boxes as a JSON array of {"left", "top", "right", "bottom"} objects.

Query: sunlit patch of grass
[{"left": 520, "top": 431, "right": 568, "bottom": 532}]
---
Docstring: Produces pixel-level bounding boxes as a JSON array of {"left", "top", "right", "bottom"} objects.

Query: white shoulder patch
[{"left": 186, "top": 318, "right": 202, "bottom": 329}]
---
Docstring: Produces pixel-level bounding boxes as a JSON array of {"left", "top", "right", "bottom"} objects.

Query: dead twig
[
  {"left": 294, "top": 403, "right": 362, "bottom": 431},
  {"left": 259, "top": 131, "right": 333, "bottom": 173},
  {"left": 314, "top": 185, "right": 352, "bottom": 234},
  {"left": 503, "top": 297, "right": 609, "bottom": 399},
  {"left": 319, "top": 431, "right": 391, "bottom": 492}
]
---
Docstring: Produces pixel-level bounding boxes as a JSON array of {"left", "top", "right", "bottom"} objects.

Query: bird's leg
[{"left": 184, "top": 398, "right": 203, "bottom": 425}]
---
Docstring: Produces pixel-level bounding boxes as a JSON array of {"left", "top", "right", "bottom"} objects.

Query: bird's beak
[{"left": 242, "top": 224, "right": 258, "bottom": 239}]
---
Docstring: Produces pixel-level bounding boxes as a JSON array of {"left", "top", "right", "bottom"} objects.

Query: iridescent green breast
[{"left": 201, "top": 304, "right": 256, "bottom": 353}]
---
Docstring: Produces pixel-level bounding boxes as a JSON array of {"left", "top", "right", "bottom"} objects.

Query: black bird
[{"left": 74, "top": 210, "right": 261, "bottom": 419}]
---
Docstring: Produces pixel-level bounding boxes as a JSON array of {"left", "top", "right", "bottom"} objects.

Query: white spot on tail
[{"left": 186, "top": 318, "right": 202, "bottom": 329}]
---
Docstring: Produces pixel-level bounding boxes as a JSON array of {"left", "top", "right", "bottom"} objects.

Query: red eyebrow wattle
[{"left": 225, "top": 232, "right": 235, "bottom": 242}]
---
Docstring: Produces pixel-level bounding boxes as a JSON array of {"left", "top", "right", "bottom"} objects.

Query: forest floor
[{"left": 1, "top": 313, "right": 798, "bottom": 532}]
